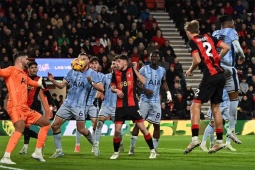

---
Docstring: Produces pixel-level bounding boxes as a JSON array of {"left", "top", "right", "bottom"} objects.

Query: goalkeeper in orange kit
[{"left": 0, "top": 52, "right": 51, "bottom": 165}]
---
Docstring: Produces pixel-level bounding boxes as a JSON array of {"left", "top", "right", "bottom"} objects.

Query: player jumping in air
[
  {"left": 212, "top": 15, "right": 245, "bottom": 147},
  {"left": 183, "top": 20, "right": 230, "bottom": 154}
]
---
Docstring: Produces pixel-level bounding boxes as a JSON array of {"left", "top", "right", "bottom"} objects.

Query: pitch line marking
[{"left": 0, "top": 165, "right": 25, "bottom": 170}]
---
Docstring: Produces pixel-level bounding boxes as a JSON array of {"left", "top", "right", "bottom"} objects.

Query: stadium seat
[
  {"left": 155, "top": 0, "right": 165, "bottom": 11},
  {"left": 145, "top": 0, "right": 155, "bottom": 10}
]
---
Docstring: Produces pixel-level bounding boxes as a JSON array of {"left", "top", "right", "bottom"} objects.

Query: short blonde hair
[{"left": 184, "top": 20, "right": 199, "bottom": 34}]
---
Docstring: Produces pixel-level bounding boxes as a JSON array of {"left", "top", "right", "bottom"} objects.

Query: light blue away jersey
[
  {"left": 87, "top": 72, "right": 104, "bottom": 106},
  {"left": 220, "top": 88, "right": 230, "bottom": 108},
  {"left": 63, "top": 68, "right": 100, "bottom": 108},
  {"left": 139, "top": 65, "right": 166, "bottom": 103},
  {"left": 212, "top": 28, "right": 239, "bottom": 67},
  {"left": 101, "top": 73, "right": 117, "bottom": 107}
]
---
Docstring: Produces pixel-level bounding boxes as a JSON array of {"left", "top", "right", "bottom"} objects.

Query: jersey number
[{"left": 203, "top": 42, "right": 213, "bottom": 57}]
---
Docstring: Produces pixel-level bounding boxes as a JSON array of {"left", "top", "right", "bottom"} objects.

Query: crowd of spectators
[
  {"left": 1, "top": 0, "right": 255, "bottom": 120},
  {"left": 0, "top": 0, "right": 186, "bottom": 120}
]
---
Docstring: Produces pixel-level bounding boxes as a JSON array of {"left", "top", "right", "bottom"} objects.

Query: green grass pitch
[{"left": 0, "top": 136, "right": 254, "bottom": 170}]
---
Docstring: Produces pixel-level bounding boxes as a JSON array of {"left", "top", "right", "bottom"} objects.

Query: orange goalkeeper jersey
[{"left": 0, "top": 66, "right": 39, "bottom": 109}]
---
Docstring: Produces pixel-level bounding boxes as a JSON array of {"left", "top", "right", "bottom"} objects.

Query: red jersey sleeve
[{"left": 110, "top": 71, "right": 117, "bottom": 87}]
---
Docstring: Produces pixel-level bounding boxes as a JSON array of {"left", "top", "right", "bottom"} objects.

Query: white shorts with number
[
  {"left": 98, "top": 106, "right": 116, "bottom": 121},
  {"left": 139, "top": 102, "right": 161, "bottom": 124},
  {"left": 221, "top": 65, "right": 240, "bottom": 93},
  {"left": 85, "top": 105, "right": 99, "bottom": 118},
  {"left": 56, "top": 104, "right": 85, "bottom": 121},
  {"left": 207, "top": 106, "right": 230, "bottom": 121}
]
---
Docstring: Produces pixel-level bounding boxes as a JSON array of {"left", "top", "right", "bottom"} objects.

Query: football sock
[
  {"left": 35, "top": 148, "right": 42, "bottom": 153},
  {"left": 153, "top": 138, "right": 159, "bottom": 149},
  {"left": 120, "top": 131, "right": 124, "bottom": 145},
  {"left": 85, "top": 131, "right": 93, "bottom": 145},
  {"left": 76, "top": 130, "right": 81, "bottom": 145},
  {"left": 226, "top": 136, "right": 231, "bottom": 145},
  {"left": 144, "top": 133, "right": 154, "bottom": 150},
  {"left": 3, "top": 152, "right": 10, "bottom": 158},
  {"left": 130, "top": 135, "right": 138, "bottom": 148},
  {"left": 5, "top": 131, "right": 22, "bottom": 153},
  {"left": 113, "top": 137, "right": 121, "bottom": 152},
  {"left": 23, "top": 144, "right": 28, "bottom": 149},
  {"left": 95, "top": 120, "right": 104, "bottom": 143},
  {"left": 201, "top": 124, "right": 214, "bottom": 146},
  {"left": 29, "top": 129, "right": 38, "bottom": 139},
  {"left": 92, "top": 128, "right": 96, "bottom": 141},
  {"left": 229, "top": 100, "right": 238, "bottom": 132},
  {"left": 24, "top": 127, "right": 37, "bottom": 145},
  {"left": 53, "top": 132, "right": 62, "bottom": 150},
  {"left": 24, "top": 130, "right": 30, "bottom": 145},
  {"left": 191, "top": 124, "right": 199, "bottom": 141},
  {"left": 36, "top": 125, "right": 50, "bottom": 149},
  {"left": 209, "top": 133, "right": 215, "bottom": 145},
  {"left": 216, "top": 128, "right": 223, "bottom": 140}
]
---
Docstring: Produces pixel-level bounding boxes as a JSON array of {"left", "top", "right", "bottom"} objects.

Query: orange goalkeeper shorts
[{"left": 7, "top": 106, "right": 42, "bottom": 127}]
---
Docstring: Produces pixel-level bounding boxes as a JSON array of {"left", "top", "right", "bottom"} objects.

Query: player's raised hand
[
  {"left": 86, "top": 76, "right": 93, "bottom": 84},
  {"left": 185, "top": 70, "right": 193, "bottom": 77},
  {"left": 48, "top": 72, "right": 54, "bottom": 81},
  {"left": 38, "top": 76, "right": 45, "bottom": 89},
  {"left": 166, "top": 91, "right": 172, "bottom": 103},
  {"left": 116, "top": 89, "right": 124, "bottom": 98},
  {"left": 132, "top": 62, "right": 138, "bottom": 70},
  {"left": 144, "top": 89, "right": 153, "bottom": 97}
]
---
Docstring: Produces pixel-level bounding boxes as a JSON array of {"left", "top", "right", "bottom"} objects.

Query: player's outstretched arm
[
  {"left": 27, "top": 76, "right": 42, "bottom": 88},
  {"left": 218, "top": 41, "right": 230, "bottom": 59},
  {"left": 0, "top": 67, "right": 11, "bottom": 78},
  {"left": 136, "top": 81, "right": 153, "bottom": 97},
  {"left": 87, "top": 76, "right": 104, "bottom": 92},
  {"left": 132, "top": 62, "right": 146, "bottom": 85},
  {"left": 48, "top": 72, "right": 68, "bottom": 89},
  {"left": 186, "top": 52, "right": 201, "bottom": 77},
  {"left": 232, "top": 40, "right": 245, "bottom": 59}
]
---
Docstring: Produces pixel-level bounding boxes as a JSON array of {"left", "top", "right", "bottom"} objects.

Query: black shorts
[
  {"left": 194, "top": 73, "right": 226, "bottom": 104},
  {"left": 115, "top": 106, "right": 143, "bottom": 124}
]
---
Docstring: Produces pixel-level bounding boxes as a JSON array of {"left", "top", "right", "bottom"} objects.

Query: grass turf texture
[{"left": 0, "top": 136, "right": 254, "bottom": 170}]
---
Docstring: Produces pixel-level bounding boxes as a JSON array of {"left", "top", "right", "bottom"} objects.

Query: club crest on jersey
[
  {"left": 127, "top": 73, "right": 131, "bottom": 77},
  {"left": 148, "top": 79, "right": 160, "bottom": 85},
  {"left": 73, "top": 81, "right": 85, "bottom": 88},
  {"left": 21, "top": 78, "right": 26, "bottom": 84}
]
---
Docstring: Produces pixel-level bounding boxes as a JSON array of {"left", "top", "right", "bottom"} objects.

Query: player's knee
[
  {"left": 138, "top": 125, "right": 148, "bottom": 134},
  {"left": 43, "top": 124, "right": 51, "bottom": 131},
  {"left": 14, "top": 121, "right": 26, "bottom": 133},
  {"left": 114, "top": 130, "right": 121, "bottom": 138},
  {"left": 51, "top": 123, "right": 60, "bottom": 132}
]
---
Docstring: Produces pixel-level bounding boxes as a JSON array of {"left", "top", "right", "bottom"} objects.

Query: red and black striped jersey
[
  {"left": 111, "top": 66, "right": 138, "bottom": 108},
  {"left": 187, "top": 34, "right": 224, "bottom": 76},
  {"left": 27, "top": 75, "right": 55, "bottom": 111}
]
